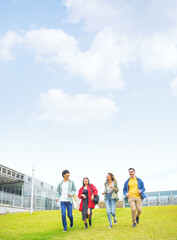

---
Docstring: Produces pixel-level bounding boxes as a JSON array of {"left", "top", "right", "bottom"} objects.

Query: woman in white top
[{"left": 102, "top": 173, "right": 119, "bottom": 228}]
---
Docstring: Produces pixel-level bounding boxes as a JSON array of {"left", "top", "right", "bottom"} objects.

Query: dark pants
[{"left": 60, "top": 201, "right": 73, "bottom": 230}]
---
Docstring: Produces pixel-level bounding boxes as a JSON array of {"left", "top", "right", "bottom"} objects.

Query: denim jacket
[
  {"left": 104, "top": 180, "right": 119, "bottom": 201},
  {"left": 56, "top": 180, "right": 76, "bottom": 204},
  {"left": 123, "top": 176, "right": 146, "bottom": 201}
]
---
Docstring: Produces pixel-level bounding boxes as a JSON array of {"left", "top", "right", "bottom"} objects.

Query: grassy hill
[{"left": 0, "top": 205, "right": 177, "bottom": 240}]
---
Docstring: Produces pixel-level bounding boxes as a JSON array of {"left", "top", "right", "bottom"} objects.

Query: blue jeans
[
  {"left": 105, "top": 194, "right": 116, "bottom": 226},
  {"left": 60, "top": 201, "right": 73, "bottom": 230}
]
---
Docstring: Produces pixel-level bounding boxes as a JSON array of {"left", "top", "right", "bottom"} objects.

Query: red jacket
[{"left": 78, "top": 184, "right": 98, "bottom": 211}]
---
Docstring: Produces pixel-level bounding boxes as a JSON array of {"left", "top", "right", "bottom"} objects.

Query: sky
[{"left": 0, "top": 0, "right": 177, "bottom": 200}]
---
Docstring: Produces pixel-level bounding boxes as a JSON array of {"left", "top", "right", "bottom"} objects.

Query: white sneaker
[{"left": 108, "top": 225, "right": 112, "bottom": 229}]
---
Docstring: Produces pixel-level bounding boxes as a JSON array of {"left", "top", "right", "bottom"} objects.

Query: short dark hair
[
  {"left": 83, "top": 177, "right": 90, "bottom": 186},
  {"left": 128, "top": 168, "right": 135, "bottom": 172},
  {"left": 62, "top": 170, "right": 70, "bottom": 177}
]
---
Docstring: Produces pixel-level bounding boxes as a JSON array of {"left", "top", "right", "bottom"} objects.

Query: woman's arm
[
  {"left": 102, "top": 182, "right": 106, "bottom": 195},
  {"left": 91, "top": 184, "right": 98, "bottom": 195},
  {"left": 113, "top": 181, "right": 119, "bottom": 193},
  {"left": 78, "top": 187, "right": 83, "bottom": 199}
]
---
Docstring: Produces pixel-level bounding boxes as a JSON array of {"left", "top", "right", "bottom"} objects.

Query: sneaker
[
  {"left": 114, "top": 218, "right": 117, "bottom": 224},
  {"left": 108, "top": 225, "right": 113, "bottom": 229},
  {"left": 132, "top": 223, "right": 136, "bottom": 228},
  {"left": 85, "top": 223, "right": 88, "bottom": 229},
  {"left": 136, "top": 216, "right": 139, "bottom": 224},
  {"left": 70, "top": 223, "right": 73, "bottom": 228},
  {"left": 89, "top": 219, "right": 92, "bottom": 227},
  {"left": 63, "top": 229, "right": 67, "bottom": 232}
]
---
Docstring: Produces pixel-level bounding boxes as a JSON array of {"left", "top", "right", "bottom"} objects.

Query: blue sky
[{"left": 0, "top": 0, "right": 177, "bottom": 198}]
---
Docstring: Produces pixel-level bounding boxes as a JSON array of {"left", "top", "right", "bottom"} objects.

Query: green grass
[{"left": 0, "top": 205, "right": 177, "bottom": 240}]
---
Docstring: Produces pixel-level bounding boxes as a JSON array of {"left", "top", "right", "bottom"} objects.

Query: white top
[
  {"left": 60, "top": 181, "right": 70, "bottom": 202},
  {"left": 107, "top": 182, "right": 114, "bottom": 194}
]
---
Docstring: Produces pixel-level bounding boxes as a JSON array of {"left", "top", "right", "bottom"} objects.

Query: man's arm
[
  {"left": 70, "top": 181, "right": 76, "bottom": 196},
  {"left": 56, "top": 183, "right": 61, "bottom": 201},
  {"left": 123, "top": 180, "right": 129, "bottom": 197},
  {"left": 139, "top": 179, "right": 145, "bottom": 193}
]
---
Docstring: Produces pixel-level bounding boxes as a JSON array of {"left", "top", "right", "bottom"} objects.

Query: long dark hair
[
  {"left": 107, "top": 173, "right": 116, "bottom": 182},
  {"left": 83, "top": 177, "right": 90, "bottom": 186}
]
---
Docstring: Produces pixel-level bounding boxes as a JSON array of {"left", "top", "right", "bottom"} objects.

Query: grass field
[{"left": 0, "top": 205, "right": 177, "bottom": 240}]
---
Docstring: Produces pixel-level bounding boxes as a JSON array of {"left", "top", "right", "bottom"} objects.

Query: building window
[{"left": 28, "top": 177, "right": 32, "bottom": 183}]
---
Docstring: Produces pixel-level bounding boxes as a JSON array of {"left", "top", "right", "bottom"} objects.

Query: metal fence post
[{"left": 30, "top": 166, "right": 35, "bottom": 214}]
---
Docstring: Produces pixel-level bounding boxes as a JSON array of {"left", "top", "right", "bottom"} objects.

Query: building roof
[
  {"left": 0, "top": 164, "right": 24, "bottom": 184},
  {"left": 0, "top": 164, "right": 57, "bottom": 191}
]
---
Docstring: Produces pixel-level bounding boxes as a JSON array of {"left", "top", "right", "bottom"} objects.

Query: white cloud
[
  {"left": 24, "top": 28, "right": 130, "bottom": 90},
  {"left": 24, "top": 28, "right": 79, "bottom": 63},
  {"left": 0, "top": 28, "right": 130, "bottom": 90},
  {"left": 34, "top": 89, "right": 119, "bottom": 124},
  {"left": 1, "top": 27, "right": 177, "bottom": 89},
  {"left": 64, "top": 0, "right": 177, "bottom": 74},
  {"left": 0, "top": 31, "right": 22, "bottom": 61},
  {"left": 139, "top": 31, "right": 177, "bottom": 72},
  {"left": 3, "top": 27, "right": 177, "bottom": 76},
  {"left": 69, "top": 28, "right": 131, "bottom": 90},
  {"left": 24, "top": 27, "right": 177, "bottom": 87},
  {"left": 1, "top": 0, "right": 177, "bottom": 90},
  {"left": 171, "top": 77, "right": 177, "bottom": 96},
  {"left": 63, "top": 0, "right": 131, "bottom": 33},
  {"left": 64, "top": 0, "right": 177, "bottom": 35}
]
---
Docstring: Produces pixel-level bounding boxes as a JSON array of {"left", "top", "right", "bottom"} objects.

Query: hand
[
  {"left": 68, "top": 194, "right": 72, "bottom": 197},
  {"left": 109, "top": 185, "right": 114, "bottom": 189},
  {"left": 82, "top": 194, "right": 86, "bottom": 199},
  {"left": 91, "top": 195, "right": 94, "bottom": 201},
  {"left": 138, "top": 190, "right": 141, "bottom": 193},
  {"left": 102, "top": 192, "right": 105, "bottom": 195},
  {"left": 56, "top": 198, "right": 58, "bottom": 202},
  {"left": 126, "top": 193, "right": 129, "bottom": 197}
]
